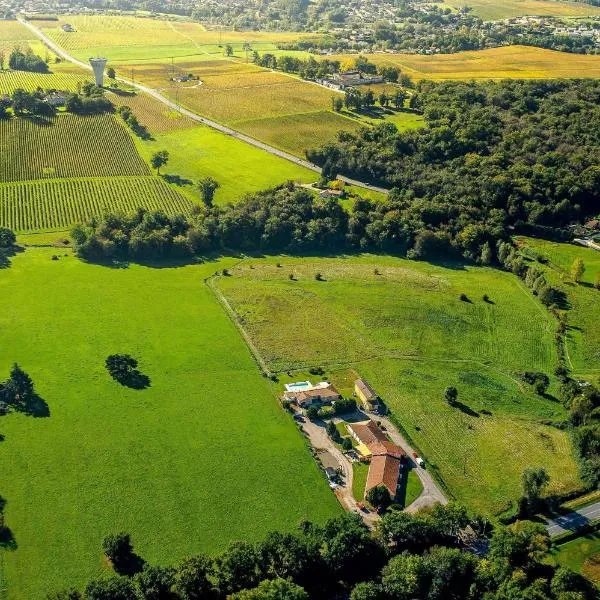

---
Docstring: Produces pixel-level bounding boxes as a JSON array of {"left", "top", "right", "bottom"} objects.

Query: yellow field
[
  {"left": 335, "top": 46, "right": 600, "bottom": 80},
  {"left": 443, "top": 0, "right": 600, "bottom": 20},
  {"left": 0, "top": 20, "right": 32, "bottom": 41},
  {"left": 0, "top": 70, "right": 89, "bottom": 93}
]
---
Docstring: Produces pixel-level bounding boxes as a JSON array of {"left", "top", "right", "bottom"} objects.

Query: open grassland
[
  {"left": 0, "top": 115, "right": 149, "bottom": 182},
  {"left": 443, "top": 0, "right": 600, "bottom": 19},
  {"left": 517, "top": 237, "right": 600, "bottom": 381},
  {"left": 332, "top": 46, "right": 600, "bottom": 80},
  {"left": 40, "top": 15, "right": 314, "bottom": 62},
  {"left": 0, "top": 248, "right": 340, "bottom": 600},
  {"left": 133, "top": 125, "right": 316, "bottom": 204},
  {"left": 215, "top": 256, "right": 581, "bottom": 514},
  {"left": 0, "top": 177, "right": 192, "bottom": 232}
]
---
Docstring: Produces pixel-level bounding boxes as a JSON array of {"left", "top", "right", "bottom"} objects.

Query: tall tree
[
  {"left": 197, "top": 177, "right": 220, "bottom": 207},
  {"left": 572, "top": 257, "right": 585, "bottom": 283},
  {"left": 150, "top": 150, "right": 169, "bottom": 174}
]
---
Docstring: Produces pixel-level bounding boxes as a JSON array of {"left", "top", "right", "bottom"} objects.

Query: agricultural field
[
  {"left": 0, "top": 114, "right": 149, "bottom": 182},
  {"left": 0, "top": 70, "right": 88, "bottom": 94},
  {"left": 442, "top": 0, "right": 600, "bottom": 20},
  {"left": 39, "top": 15, "right": 315, "bottom": 62},
  {"left": 216, "top": 256, "right": 581, "bottom": 514},
  {"left": 332, "top": 46, "right": 600, "bottom": 80},
  {"left": 0, "top": 178, "right": 193, "bottom": 232},
  {"left": 0, "top": 247, "right": 340, "bottom": 599},
  {"left": 517, "top": 238, "right": 600, "bottom": 381}
]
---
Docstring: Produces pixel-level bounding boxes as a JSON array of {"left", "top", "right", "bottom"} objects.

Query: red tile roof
[
  {"left": 366, "top": 454, "right": 402, "bottom": 498},
  {"left": 369, "top": 440, "right": 405, "bottom": 459},
  {"left": 349, "top": 421, "right": 388, "bottom": 446}
]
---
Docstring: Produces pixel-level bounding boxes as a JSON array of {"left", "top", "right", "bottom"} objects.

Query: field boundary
[{"left": 206, "top": 274, "right": 273, "bottom": 377}]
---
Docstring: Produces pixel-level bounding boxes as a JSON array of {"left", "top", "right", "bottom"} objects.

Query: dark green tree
[
  {"left": 366, "top": 485, "right": 391, "bottom": 513},
  {"left": 150, "top": 150, "right": 169, "bottom": 174}
]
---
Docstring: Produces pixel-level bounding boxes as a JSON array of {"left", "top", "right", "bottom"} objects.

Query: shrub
[
  {"left": 334, "top": 397, "right": 357, "bottom": 414},
  {"left": 306, "top": 405, "right": 319, "bottom": 420},
  {"left": 320, "top": 405, "right": 336, "bottom": 420}
]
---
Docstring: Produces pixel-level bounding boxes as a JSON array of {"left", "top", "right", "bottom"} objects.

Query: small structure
[
  {"left": 330, "top": 70, "right": 384, "bottom": 90},
  {"left": 61, "top": 23, "right": 75, "bottom": 32},
  {"left": 318, "top": 450, "right": 341, "bottom": 482},
  {"left": 43, "top": 91, "right": 68, "bottom": 107},
  {"left": 89, "top": 57, "right": 108, "bottom": 87},
  {"left": 283, "top": 381, "right": 341, "bottom": 409},
  {"left": 354, "top": 378, "right": 382, "bottom": 413}
]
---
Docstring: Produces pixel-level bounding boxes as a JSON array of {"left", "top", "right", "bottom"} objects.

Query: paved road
[
  {"left": 545, "top": 501, "right": 600, "bottom": 537},
  {"left": 18, "top": 16, "right": 390, "bottom": 195},
  {"left": 376, "top": 414, "right": 448, "bottom": 513}
]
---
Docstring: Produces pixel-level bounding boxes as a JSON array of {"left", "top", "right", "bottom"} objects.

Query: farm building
[
  {"left": 318, "top": 449, "right": 341, "bottom": 481},
  {"left": 283, "top": 381, "right": 341, "bottom": 409},
  {"left": 331, "top": 70, "right": 384, "bottom": 90},
  {"left": 348, "top": 420, "right": 405, "bottom": 500},
  {"left": 354, "top": 378, "right": 383, "bottom": 413},
  {"left": 61, "top": 23, "right": 75, "bottom": 31}
]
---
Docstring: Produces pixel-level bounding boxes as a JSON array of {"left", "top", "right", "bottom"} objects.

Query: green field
[
  {"left": 0, "top": 247, "right": 340, "bottom": 599},
  {"left": 442, "top": 0, "right": 600, "bottom": 20},
  {"left": 549, "top": 531, "right": 600, "bottom": 585},
  {"left": 133, "top": 125, "right": 317, "bottom": 205},
  {"left": 517, "top": 238, "right": 600, "bottom": 381},
  {"left": 215, "top": 255, "right": 581, "bottom": 514}
]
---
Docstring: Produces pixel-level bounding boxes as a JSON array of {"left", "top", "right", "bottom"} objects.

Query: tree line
[
  {"left": 307, "top": 78, "right": 600, "bottom": 262},
  {"left": 7, "top": 48, "right": 49, "bottom": 73},
  {"left": 48, "top": 504, "right": 598, "bottom": 600}
]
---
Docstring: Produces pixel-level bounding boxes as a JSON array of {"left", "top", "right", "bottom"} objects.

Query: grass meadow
[
  {"left": 332, "top": 46, "right": 600, "bottom": 80},
  {"left": 216, "top": 255, "right": 581, "bottom": 514},
  {"left": 517, "top": 238, "right": 600, "bottom": 382},
  {"left": 548, "top": 531, "right": 600, "bottom": 585},
  {"left": 0, "top": 247, "right": 340, "bottom": 599},
  {"left": 442, "top": 0, "right": 600, "bottom": 19}
]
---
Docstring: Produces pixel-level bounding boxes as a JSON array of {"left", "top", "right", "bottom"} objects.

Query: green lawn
[
  {"left": 215, "top": 255, "right": 581, "bottom": 514},
  {"left": 134, "top": 125, "right": 316, "bottom": 205},
  {"left": 0, "top": 248, "right": 340, "bottom": 599},
  {"left": 352, "top": 462, "right": 369, "bottom": 501},
  {"left": 397, "top": 468, "right": 424, "bottom": 509},
  {"left": 517, "top": 237, "right": 600, "bottom": 381},
  {"left": 548, "top": 531, "right": 600, "bottom": 585}
]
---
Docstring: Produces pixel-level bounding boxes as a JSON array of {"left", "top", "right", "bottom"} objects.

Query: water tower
[{"left": 89, "top": 57, "right": 108, "bottom": 87}]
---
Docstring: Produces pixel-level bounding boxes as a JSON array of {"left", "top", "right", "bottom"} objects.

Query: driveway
[
  {"left": 18, "top": 16, "right": 390, "bottom": 196},
  {"left": 545, "top": 501, "right": 600, "bottom": 537},
  {"left": 298, "top": 415, "right": 379, "bottom": 528}
]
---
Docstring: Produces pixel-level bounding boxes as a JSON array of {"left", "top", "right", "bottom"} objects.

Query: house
[
  {"left": 318, "top": 450, "right": 341, "bottom": 481},
  {"left": 348, "top": 420, "right": 406, "bottom": 500},
  {"left": 61, "top": 23, "right": 74, "bottom": 32},
  {"left": 319, "top": 189, "right": 344, "bottom": 199},
  {"left": 43, "top": 91, "right": 68, "bottom": 107},
  {"left": 331, "top": 70, "right": 384, "bottom": 90},
  {"left": 283, "top": 381, "right": 341, "bottom": 409},
  {"left": 354, "top": 378, "right": 382, "bottom": 413},
  {"left": 366, "top": 453, "right": 402, "bottom": 499},
  {"left": 348, "top": 420, "right": 387, "bottom": 446}
]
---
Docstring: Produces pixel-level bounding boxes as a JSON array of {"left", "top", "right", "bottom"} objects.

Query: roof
[
  {"left": 355, "top": 378, "right": 378, "bottom": 401},
  {"left": 349, "top": 421, "right": 387, "bottom": 446},
  {"left": 296, "top": 386, "right": 340, "bottom": 403},
  {"left": 366, "top": 454, "right": 401, "bottom": 498},
  {"left": 368, "top": 440, "right": 404, "bottom": 459}
]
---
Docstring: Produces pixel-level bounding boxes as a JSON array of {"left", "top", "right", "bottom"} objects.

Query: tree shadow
[
  {"left": 453, "top": 401, "right": 480, "bottom": 418},
  {"left": 113, "top": 371, "right": 150, "bottom": 390},
  {"left": 0, "top": 245, "right": 24, "bottom": 269},
  {"left": 162, "top": 173, "right": 193, "bottom": 186},
  {"left": 113, "top": 552, "right": 146, "bottom": 576},
  {"left": 21, "top": 393, "right": 50, "bottom": 417},
  {"left": 0, "top": 496, "right": 17, "bottom": 551}
]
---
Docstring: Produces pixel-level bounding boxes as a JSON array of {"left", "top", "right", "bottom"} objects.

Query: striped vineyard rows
[
  {"left": 0, "top": 70, "right": 88, "bottom": 94},
  {"left": 0, "top": 114, "right": 150, "bottom": 182},
  {"left": 0, "top": 177, "right": 194, "bottom": 232}
]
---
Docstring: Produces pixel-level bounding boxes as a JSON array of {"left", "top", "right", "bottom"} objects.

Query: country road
[
  {"left": 546, "top": 501, "right": 600, "bottom": 537},
  {"left": 17, "top": 16, "right": 390, "bottom": 195}
]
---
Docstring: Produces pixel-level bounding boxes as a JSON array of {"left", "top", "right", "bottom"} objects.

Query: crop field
[
  {"left": 0, "top": 177, "right": 192, "bottom": 232},
  {"left": 0, "top": 115, "right": 149, "bottom": 182},
  {"left": 0, "top": 248, "right": 340, "bottom": 600},
  {"left": 332, "top": 46, "right": 600, "bottom": 80},
  {"left": 517, "top": 237, "right": 600, "bottom": 381},
  {"left": 216, "top": 256, "right": 581, "bottom": 514},
  {"left": 0, "top": 69, "right": 89, "bottom": 94},
  {"left": 108, "top": 90, "right": 197, "bottom": 133},
  {"left": 443, "top": 0, "right": 600, "bottom": 20},
  {"left": 40, "top": 15, "right": 314, "bottom": 62},
  {"left": 134, "top": 125, "right": 316, "bottom": 204},
  {"left": 0, "top": 19, "right": 31, "bottom": 42}
]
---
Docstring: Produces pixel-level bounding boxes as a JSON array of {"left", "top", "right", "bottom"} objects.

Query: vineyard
[
  {"left": 0, "top": 70, "right": 88, "bottom": 94},
  {"left": 108, "top": 90, "right": 197, "bottom": 133},
  {"left": 0, "top": 177, "right": 193, "bottom": 231},
  {"left": 0, "top": 114, "right": 149, "bottom": 182}
]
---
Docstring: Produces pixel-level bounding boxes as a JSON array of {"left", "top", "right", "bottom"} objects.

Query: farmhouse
[
  {"left": 354, "top": 378, "right": 383, "bottom": 413},
  {"left": 61, "top": 23, "right": 75, "bottom": 31},
  {"left": 348, "top": 420, "right": 405, "bottom": 500},
  {"left": 283, "top": 381, "right": 341, "bottom": 409},
  {"left": 331, "top": 70, "right": 384, "bottom": 90}
]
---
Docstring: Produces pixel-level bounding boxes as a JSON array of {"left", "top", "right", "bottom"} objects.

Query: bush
[
  {"left": 318, "top": 405, "right": 336, "bottom": 419},
  {"left": 306, "top": 405, "right": 319, "bottom": 420}
]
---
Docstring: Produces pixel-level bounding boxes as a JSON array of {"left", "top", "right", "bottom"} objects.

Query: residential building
[
  {"left": 354, "top": 378, "right": 382, "bottom": 413},
  {"left": 283, "top": 381, "right": 341, "bottom": 409}
]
